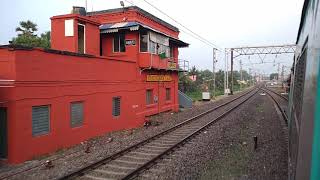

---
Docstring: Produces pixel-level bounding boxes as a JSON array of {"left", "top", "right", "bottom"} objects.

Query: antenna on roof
[
  {"left": 120, "top": 1, "right": 125, "bottom": 8},
  {"left": 85, "top": 0, "right": 88, "bottom": 11},
  {"left": 120, "top": 1, "right": 125, "bottom": 14}
]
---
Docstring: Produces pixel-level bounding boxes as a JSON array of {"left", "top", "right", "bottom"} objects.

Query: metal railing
[{"left": 178, "top": 59, "right": 189, "bottom": 72}]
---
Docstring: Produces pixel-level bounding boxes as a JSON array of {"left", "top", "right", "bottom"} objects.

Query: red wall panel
[{"left": 0, "top": 49, "right": 178, "bottom": 163}]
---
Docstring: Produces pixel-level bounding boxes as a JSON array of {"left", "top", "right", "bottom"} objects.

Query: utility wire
[
  {"left": 123, "top": 0, "right": 212, "bottom": 46},
  {"left": 124, "top": 0, "right": 222, "bottom": 50},
  {"left": 140, "top": 0, "right": 222, "bottom": 50}
]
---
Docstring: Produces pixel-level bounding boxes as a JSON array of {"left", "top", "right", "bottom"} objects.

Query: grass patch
[
  {"left": 186, "top": 91, "right": 202, "bottom": 101},
  {"left": 256, "top": 104, "right": 263, "bottom": 112},
  {"left": 200, "top": 144, "right": 249, "bottom": 180}
]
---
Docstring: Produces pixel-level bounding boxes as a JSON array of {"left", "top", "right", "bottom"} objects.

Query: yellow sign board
[
  {"left": 146, "top": 75, "right": 172, "bottom": 82},
  {"left": 167, "top": 62, "right": 177, "bottom": 69}
]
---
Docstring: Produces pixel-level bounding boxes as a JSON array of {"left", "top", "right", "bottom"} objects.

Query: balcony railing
[{"left": 139, "top": 53, "right": 189, "bottom": 72}]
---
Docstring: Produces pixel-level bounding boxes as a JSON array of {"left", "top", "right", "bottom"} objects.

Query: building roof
[
  {"left": 99, "top": 21, "right": 189, "bottom": 47},
  {"left": 87, "top": 6, "right": 180, "bottom": 32}
]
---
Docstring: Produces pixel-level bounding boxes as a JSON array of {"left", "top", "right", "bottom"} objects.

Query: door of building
[
  {"left": 78, "top": 24, "right": 85, "bottom": 54},
  {"left": 0, "top": 107, "right": 7, "bottom": 159}
]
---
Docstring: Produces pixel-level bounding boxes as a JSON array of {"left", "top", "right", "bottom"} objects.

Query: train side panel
[{"left": 289, "top": 0, "right": 320, "bottom": 179}]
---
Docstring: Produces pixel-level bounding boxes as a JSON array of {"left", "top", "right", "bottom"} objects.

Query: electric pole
[
  {"left": 224, "top": 50, "right": 229, "bottom": 95},
  {"left": 281, "top": 65, "right": 284, "bottom": 82},
  {"left": 277, "top": 63, "right": 280, "bottom": 80},
  {"left": 240, "top": 59, "right": 242, "bottom": 90},
  {"left": 213, "top": 48, "right": 217, "bottom": 98},
  {"left": 230, "top": 48, "right": 234, "bottom": 95}
]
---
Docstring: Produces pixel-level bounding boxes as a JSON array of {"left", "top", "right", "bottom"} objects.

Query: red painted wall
[
  {"left": 84, "top": 22, "right": 100, "bottom": 56},
  {"left": 51, "top": 18, "right": 78, "bottom": 53},
  {"left": 0, "top": 48, "right": 178, "bottom": 163},
  {"left": 51, "top": 15, "right": 100, "bottom": 56},
  {"left": 0, "top": 7, "right": 184, "bottom": 164}
]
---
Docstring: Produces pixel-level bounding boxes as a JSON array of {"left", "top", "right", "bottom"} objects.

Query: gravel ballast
[{"left": 138, "top": 89, "right": 288, "bottom": 180}]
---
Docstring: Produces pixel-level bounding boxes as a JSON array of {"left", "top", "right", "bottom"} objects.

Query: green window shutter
[
  {"left": 32, "top": 105, "right": 50, "bottom": 136},
  {"left": 112, "top": 97, "right": 121, "bottom": 117},
  {"left": 71, "top": 102, "right": 84, "bottom": 127}
]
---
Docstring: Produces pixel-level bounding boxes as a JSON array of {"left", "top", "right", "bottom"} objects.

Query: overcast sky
[{"left": 0, "top": 0, "right": 304, "bottom": 74}]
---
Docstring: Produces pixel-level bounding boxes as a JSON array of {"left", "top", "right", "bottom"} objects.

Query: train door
[{"left": 0, "top": 107, "right": 7, "bottom": 159}]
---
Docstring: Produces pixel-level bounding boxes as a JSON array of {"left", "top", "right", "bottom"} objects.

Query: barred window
[
  {"left": 146, "top": 89, "right": 153, "bottom": 105},
  {"left": 166, "top": 88, "right": 171, "bottom": 101},
  {"left": 32, "top": 105, "right": 50, "bottom": 136},
  {"left": 112, "top": 97, "right": 121, "bottom": 117},
  {"left": 70, "top": 102, "right": 84, "bottom": 127}
]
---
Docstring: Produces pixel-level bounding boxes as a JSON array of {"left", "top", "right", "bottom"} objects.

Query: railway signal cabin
[{"left": 0, "top": 6, "right": 188, "bottom": 164}]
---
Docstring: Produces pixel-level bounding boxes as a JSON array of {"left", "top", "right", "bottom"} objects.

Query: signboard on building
[
  {"left": 167, "top": 62, "right": 177, "bottom": 69},
  {"left": 146, "top": 75, "right": 172, "bottom": 82},
  {"left": 125, "top": 40, "right": 136, "bottom": 46}
]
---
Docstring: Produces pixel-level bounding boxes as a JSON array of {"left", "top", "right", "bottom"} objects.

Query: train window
[{"left": 292, "top": 47, "right": 307, "bottom": 127}]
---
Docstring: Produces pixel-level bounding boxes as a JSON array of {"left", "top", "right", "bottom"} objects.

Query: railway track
[
  {"left": 262, "top": 87, "right": 288, "bottom": 124},
  {"left": 59, "top": 87, "right": 260, "bottom": 180}
]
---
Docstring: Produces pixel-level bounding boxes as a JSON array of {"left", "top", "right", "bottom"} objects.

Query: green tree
[
  {"left": 15, "top": 20, "right": 38, "bottom": 37},
  {"left": 39, "top": 31, "right": 51, "bottom": 49},
  {"left": 179, "top": 66, "right": 253, "bottom": 100},
  {"left": 189, "top": 66, "right": 198, "bottom": 76},
  {"left": 11, "top": 20, "right": 50, "bottom": 49}
]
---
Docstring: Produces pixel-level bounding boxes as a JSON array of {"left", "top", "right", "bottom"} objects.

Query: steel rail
[
  {"left": 122, "top": 88, "right": 259, "bottom": 179},
  {"left": 264, "top": 87, "right": 288, "bottom": 101},
  {"left": 262, "top": 88, "right": 288, "bottom": 125},
  {"left": 59, "top": 87, "right": 258, "bottom": 180}
]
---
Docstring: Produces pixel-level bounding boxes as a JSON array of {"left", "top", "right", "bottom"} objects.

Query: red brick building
[{"left": 0, "top": 6, "right": 188, "bottom": 164}]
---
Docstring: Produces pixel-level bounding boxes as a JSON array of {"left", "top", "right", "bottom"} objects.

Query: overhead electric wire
[
  {"left": 140, "top": 0, "right": 222, "bottom": 50},
  {"left": 124, "top": 0, "right": 222, "bottom": 50}
]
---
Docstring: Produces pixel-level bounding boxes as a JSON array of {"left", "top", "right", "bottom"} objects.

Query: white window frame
[
  {"left": 113, "top": 33, "right": 126, "bottom": 53},
  {"left": 65, "top": 19, "right": 74, "bottom": 37}
]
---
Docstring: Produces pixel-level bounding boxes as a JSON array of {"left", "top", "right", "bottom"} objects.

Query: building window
[
  {"left": 113, "top": 33, "right": 125, "bottom": 52},
  {"left": 158, "top": 44, "right": 170, "bottom": 58},
  {"left": 149, "top": 41, "right": 157, "bottom": 54},
  {"left": 70, "top": 102, "right": 84, "bottom": 127},
  {"left": 166, "top": 88, "right": 171, "bottom": 101},
  {"left": 32, "top": 105, "right": 50, "bottom": 136},
  {"left": 140, "top": 31, "right": 148, "bottom": 52},
  {"left": 170, "top": 47, "right": 174, "bottom": 58},
  {"left": 146, "top": 89, "right": 153, "bottom": 105},
  {"left": 112, "top": 97, "right": 121, "bottom": 117}
]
